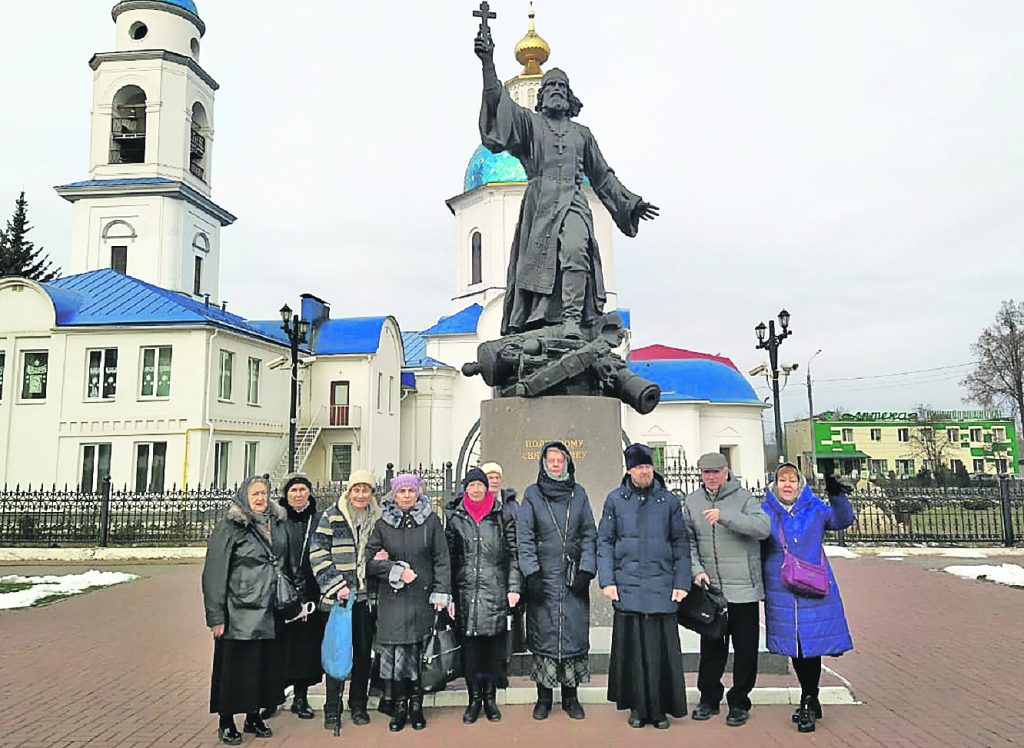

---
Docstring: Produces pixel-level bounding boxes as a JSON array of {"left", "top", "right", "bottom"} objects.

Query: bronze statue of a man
[{"left": 474, "top": 29, "right": 658, "bottom": 339}]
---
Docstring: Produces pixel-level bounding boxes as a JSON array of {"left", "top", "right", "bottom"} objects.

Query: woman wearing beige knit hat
[{"left": 310, "top": 469, "right": 381, "bottom": 732}]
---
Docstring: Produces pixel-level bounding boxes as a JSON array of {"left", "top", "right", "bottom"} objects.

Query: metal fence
[
  {"left": 2, "top": 464, "right": 1021, "bottom": 547},
  {"left": 0, "top": 463, "right": 457, "bottom": 548}
]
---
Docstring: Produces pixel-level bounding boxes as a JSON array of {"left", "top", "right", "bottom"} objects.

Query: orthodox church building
[{"left": 0, "top": 2, "right": 765, "bottom": 492}]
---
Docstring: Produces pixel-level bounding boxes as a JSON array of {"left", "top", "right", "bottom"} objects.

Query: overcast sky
[{"left": 2, "top": 1, "right": 1022, "bottom": 419}]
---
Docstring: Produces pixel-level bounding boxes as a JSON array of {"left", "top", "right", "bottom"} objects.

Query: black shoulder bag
[
  {"left": 249, "top": 524, "right": 301, "bottom": 618},
  {"left": 542, "top": 490, "right": 579, "bottom": 589}
]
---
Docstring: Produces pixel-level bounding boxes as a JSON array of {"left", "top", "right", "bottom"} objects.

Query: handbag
[
  {"left": 541, "top": 491, "right": 580, "bottom": 588},
  {"left": 321, "top": 594, "right": 356, "bottom": 680},
  {"left": 249, "top": 525, "right": 301, "bottom": 617},
  {"left": 420, "top": 609, "right": 464, "bottom": 693},
  {"left": 677, "top": 579, "right": 728, "bottom": 639},
  {"left": 774, "top": 515, "right": 829, "bottom": 597}
]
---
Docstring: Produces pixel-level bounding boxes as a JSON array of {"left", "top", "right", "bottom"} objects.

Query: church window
[
  {"left": 376, "top": 372, "right": 384, "bottom": 412},
  {"left": 140, "top": 346, "right": 172, "bottom": 398},
  {"left": 86, "top": 348, "right": 118, "bottom": 400},
  {"left": 190, "top": 38, "right": 201, "bottom": 60},
  {"left": 331, "top": 444, "right": 353, "bottom": 482},
  {"left": 135, "top": 442, "right": 167, "bottom": 493},
  {"left": 80, "top": 443, "right": 112, "bottom": 493},
  {"left": 111, "top": 245, "right": 128, "bottom": 274},
  {"left": 219, "top": 350, "right": 235, "bottom": 401},
  {"left": 190, "top": 103, "right": 209, "bottom": 182},
  {"left": 244, "top": 442, "right": 259, "bottom": 477},
  {"left": 213, "top": 441, "right": 230, "bottom": 489},
  {"left": 389, "top": 376, "right": 395, "bottom": 415},
  {"left": 110, "top": 86, "right": 147, "bottom": 164},
  {"left": 129, "top": 22, "right": 148, "bottom": 40},
  {"left": 193, "top": 256, "right": 203, "bottom": 296},
  {"left": 247, "top": 357, "right": 261, "bottom": 406},
  {"left": 0, "top": 352, "right": 5, "bottom": 400},
  {"left": 20, "top": 351, "right": 48, "bottom": 400},
  {"left": 471, "top": 231, "right": 482, "bottom": 285}
]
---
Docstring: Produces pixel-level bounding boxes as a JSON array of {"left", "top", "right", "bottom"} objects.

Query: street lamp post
[
  {"left": 755, "top": 309, "right": 792, "bottom": 462},
  {"left": 280, "top": 304, "right": 310, "bottom": 473},
  {"left": 807, "top": 349, "right": 822, "bottom": 484}
]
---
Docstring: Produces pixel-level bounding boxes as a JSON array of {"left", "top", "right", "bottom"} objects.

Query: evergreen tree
[{"left": 0, "top": 192, "right": 61, "bottom": 282}]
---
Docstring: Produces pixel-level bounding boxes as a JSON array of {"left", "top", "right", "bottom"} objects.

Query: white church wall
[
  {"left": 114, "top": 6, "right": 202, "bottom": 61},
  {"left": 366, "top": 321, "right": 403, "bottom": 475},
  {"left": 697, "top": 404, "right": 768, "bottom": 486}
]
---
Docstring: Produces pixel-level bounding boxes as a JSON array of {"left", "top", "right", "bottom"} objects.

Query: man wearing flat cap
[
  {"left": 597, "top": 444, "right": 690, "bottom": 729},
  {"left": 683, "top": 453, "right": 770, "bottom": 728}
]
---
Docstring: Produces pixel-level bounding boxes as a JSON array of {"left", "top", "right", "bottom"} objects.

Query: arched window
[
  {"left": 110, "top": 85, "right": 147, "bottom": 164},
  {"left": 103, "top": 220, "right": 137, "bottom": 275},
  {"left": 470, "top": 231, "right": 482, "bottom": 285},
  {"left": 190, "top": 102, "right": 210, "bottom": 182}
]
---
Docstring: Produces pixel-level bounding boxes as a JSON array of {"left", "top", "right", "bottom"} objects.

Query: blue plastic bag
[{"left": 321, "top": 592, "right": 355, "bottom": 680}]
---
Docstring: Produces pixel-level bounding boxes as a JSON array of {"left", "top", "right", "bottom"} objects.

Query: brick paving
[{"left": 0, "top": 554, "right": 1022, "bottom": 747}]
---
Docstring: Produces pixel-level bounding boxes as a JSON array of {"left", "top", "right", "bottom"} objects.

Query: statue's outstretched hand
[
  {"left": 636, "top": 201, "right": 660, "bottom": 222},
  {"left": 474, "top": 31, "right": 494, "bottom": 61}
]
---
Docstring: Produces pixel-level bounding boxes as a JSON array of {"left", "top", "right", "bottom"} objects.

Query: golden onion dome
[{"left": 514, "top": 5, "right": 550, "bottom": 76}]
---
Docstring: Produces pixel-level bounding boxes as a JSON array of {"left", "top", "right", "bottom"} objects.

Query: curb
[
  {"left": 0, "top": 547, "right": 205, "bottom": 562},
  {"left": 303, "top": 685, "right": 857, "bottom": 710}
]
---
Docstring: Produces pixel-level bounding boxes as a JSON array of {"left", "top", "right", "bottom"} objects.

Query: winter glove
[
  {"left": 825, "top": 474, "right": 851, "bottom": 497},
  {"left": 526, "top": 573, "right": 544, "bottom": 601},
  {"left": 570, "top": 570, "right": 594, "bottom": 596}
]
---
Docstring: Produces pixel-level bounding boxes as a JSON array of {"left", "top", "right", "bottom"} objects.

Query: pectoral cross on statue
[
  {"left": 553, "top": 136, "right": 567, "bottom": 155},
  {"left": 473, "top": 1, "right": 496, "bottom": 42}
]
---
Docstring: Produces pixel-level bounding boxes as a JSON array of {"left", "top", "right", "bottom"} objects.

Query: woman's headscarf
[
  {"left": 535, "top": 441, "right": 576, "bottom": 501},
  {"left": 233, "top": 476, "right": 274, "bottom": 541}
]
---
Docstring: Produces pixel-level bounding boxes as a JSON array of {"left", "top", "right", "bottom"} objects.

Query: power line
[{"left": 814, "top": 362, "right": 976, "bottom": 383}]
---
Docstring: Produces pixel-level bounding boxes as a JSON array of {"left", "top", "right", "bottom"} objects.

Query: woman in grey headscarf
[{"left": 202, "top": 476, "right": 294, "bottom": 745}]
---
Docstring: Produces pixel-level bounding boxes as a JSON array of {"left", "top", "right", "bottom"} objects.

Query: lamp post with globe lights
[
  {"left": 280, "top": 304, "right": 310, "bottom": 473},
  {"left": 755, "top": 309, "right": 792, "bottom": 461}
]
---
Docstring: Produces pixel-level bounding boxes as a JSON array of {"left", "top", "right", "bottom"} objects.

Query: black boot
[
  {"left": 561, "top": 686, "right": 585, "bottom": 720},
  {"left": 482, "top": 681, "right": 502, "bottom": 722},
  {"left": 349, "top": 700, "right": 370, "bottom": 726},
  {"left": 242, "top": 713, "right": 273, "bottom": 738},
  {"left": 291, "top": 686, "right": 315, "bottom": 720},
  {"left": 377, "top": 679, "right": 395, "bottom": 716},
  {"left": 217, "top": 715, "right": 242, "bottom": 745},
  {"left": 388, "top": 682, "right": 408, "bottom": 733},
  {"left": 792, "top": 694, "right": 822, "bottom": 722},
  {"left": 324, "top": 678, "right": 342, "bottom": 734},
  {"left": 532, "top": 685, "right": 553, "bottom": 720},
  {"left": 795, "top": 696, "right": 817, "bottom": 733},
  {"left": 560, "top": 269, "right": 588, "bottom": 340},
  {"left": 463, "top": 679, "right": 483, "bottom": 724},
  {"left": 408, "top": 682, "right": 427, "bottom": 730}
]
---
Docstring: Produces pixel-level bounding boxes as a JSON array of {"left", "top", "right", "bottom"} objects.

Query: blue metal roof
[
  {"left": 43, "top": 269, "right": 285, "bottom": 345},
  {"left": 401, "top": 330, "right": 453, "bottom": 369},
  {"left": 115, "top": 0, "right": 199, "bottom": 15},
  {"left": 628, "top": 359, "right": 760, "bottom": 404},
  {"left": 422, "top": 304, "right": 482, "bottom": 336},
  {"left": 253, "top": 317, "right": 389, "bottom": 356},
  {"left": 56, "top": 178, "right": 176, "bottom": 189}
]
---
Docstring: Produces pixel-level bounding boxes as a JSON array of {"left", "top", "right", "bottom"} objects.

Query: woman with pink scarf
[{"left": 446, "top": 467, "right": 522, "bottom": 725}]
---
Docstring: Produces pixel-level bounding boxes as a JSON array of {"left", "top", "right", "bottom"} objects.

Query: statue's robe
[{"left": 480, "top": 82, "right": 643, "bottom": 335}]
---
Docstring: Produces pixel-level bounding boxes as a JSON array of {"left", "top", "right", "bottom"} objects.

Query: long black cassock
[{"left": 479, "top": 81, "right": 644, "bottom": 336}]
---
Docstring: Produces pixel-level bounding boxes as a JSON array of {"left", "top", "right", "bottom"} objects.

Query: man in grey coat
[{"left": 683, "top": 453, "right": 770, "bottom": 727}]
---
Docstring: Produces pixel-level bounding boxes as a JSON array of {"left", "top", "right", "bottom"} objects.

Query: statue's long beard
[{"left": 542, "top": 93, "right": 569, "bottom": 114}]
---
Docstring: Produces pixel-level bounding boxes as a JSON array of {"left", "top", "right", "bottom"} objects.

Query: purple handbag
[{"left": 775, "top": 520, "right": 829, "bottom": 597}]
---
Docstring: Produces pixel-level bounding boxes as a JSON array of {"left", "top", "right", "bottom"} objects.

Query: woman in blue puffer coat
[{"left": 762, "top": 464, "right": 854, "bottom": 734}]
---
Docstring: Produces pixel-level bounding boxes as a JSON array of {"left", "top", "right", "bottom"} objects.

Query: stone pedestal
[{"left": 480, "top": 396, "right": 624, "bottom": 517}]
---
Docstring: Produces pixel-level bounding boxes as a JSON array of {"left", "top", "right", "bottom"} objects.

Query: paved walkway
[{"left": 0, "top": 553, "right": 1022, "bottom": 747}]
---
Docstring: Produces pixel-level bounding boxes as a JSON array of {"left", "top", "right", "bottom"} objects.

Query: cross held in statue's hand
[{"left": 474, "top": 1, "right": 496, "bottom": 41}]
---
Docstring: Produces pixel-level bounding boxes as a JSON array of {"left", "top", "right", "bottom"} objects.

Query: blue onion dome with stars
[{"left": 463, "top": 144, "right": 590, "bottom": 192}]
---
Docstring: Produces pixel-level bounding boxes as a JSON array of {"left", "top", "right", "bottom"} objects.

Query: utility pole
[{"left": 807, "top": 349, "right": 822, "bottom": 484}]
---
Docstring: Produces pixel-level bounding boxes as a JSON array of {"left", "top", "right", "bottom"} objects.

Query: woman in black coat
[
  {"left": 202, "top": 476, "right": 291, "bottom": 745},
  {"left": 365, "top": 473, "right": 451, "bottom": 733},
  {"left": 446, "top": 467, "right": 522, "bottom": 724},
  {"left": 517, "top": 441, "right": 598, "bottom": 721},
  {"left": 274, "top": 473, "right": 326, "bottom": 720},
  {"left": 597, "top": 444, "right": 691, "bottom": 729}
]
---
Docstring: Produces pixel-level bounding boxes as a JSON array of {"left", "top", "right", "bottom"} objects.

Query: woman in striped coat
[{"left": 311, "top": 469, "right": 381, "bottom": 731}]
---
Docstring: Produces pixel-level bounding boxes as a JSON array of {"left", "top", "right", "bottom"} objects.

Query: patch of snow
[
  {"left": 939, "top": 549, "right": 987, "bottom": 559},
  {"left": 0, "top": 570, "right": 138, "bottom": 610},
  {"left": 943, "top": 564, "right": 1024, "bottom": 588},
  {"left": 878, "top": 552, "right": 905, "bottom": 558},
  {"left": 824, "top": 546, "right": 860, "bottom": 559}
]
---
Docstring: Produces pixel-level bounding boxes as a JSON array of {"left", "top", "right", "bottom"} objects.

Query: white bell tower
[{"left": 56, "top": 0, "right": 235, "bottom": 301}]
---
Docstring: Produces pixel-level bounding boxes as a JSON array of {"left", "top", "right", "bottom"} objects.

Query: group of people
[{"left": 201, "top": 441, "right": 855, "bottom": 744}]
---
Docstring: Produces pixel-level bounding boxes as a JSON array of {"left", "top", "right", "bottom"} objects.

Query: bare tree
[
  {"left": 905, "top": 406, "right": 956, "bottom": 484},
  {"left": 963, "top": 301, "right": 1024, "bottom": 419}
]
